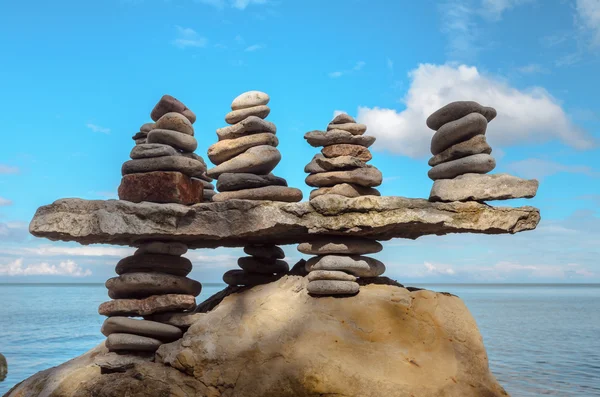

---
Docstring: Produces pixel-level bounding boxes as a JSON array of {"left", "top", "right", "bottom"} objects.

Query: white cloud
[
  {"left": 329, "top": 61, "right": 366, "bottom": 78},
  {"left": 517, "top": 63, "right": 549, "bottom": 74},
  {"left": 577, "top": 0, "right": 600, "bottom": 47},
  {"left": 424, "top": 262, "right": 456, "bottom": 275},
  {"left": 0, "top": 197, "right": 12, "bottom": 206},
  {"left": 328, "top": 71, "right": 343, "bottom": 78},
  {"left": 21, "top": 245, "right": 134, "bottom": 258},
  {"left": 244, "top": 44, "right": 264, "bottom": 52},
  {"left": 480, "top": 0, "right": 534, "bottom": 20},
  {"left": 189, "top": 253, "right": 238, "bottom": 268},
  {"left": 506, "top": 158, "right": 600, "bottom": 180},
  {"left": 172, "top": 26, "right": 208, "bottom": 49},
  {"left": 0, "top": 164, "right": 19, "bottom": 174},
  {"left": 355, "top": 63, "right": 594, "bottom": 158},
  {"left": 0, "top": 222, "right": 29, "bottom": 242},
  {"left": 86, "top": 123, "right": 110, "bottom": 134},
  {"left": 0, "top": 258, "right": 92, "bottom": 277}
]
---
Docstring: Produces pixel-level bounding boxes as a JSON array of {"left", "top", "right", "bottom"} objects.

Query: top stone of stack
[
  {"left": 426, "top": 101, "right": 496, "bottom": 131},
  {"left": 231, "top": 91, "right": 270, "bottom": 110},
  {"left": 151, "top": 95, "right": 196, "bottom": 124}
]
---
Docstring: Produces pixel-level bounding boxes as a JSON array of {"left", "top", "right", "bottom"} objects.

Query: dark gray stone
[
  {"left": 237, "top": 256, "right": 289, "bottom": 274},
  {"left": 147, "top": 129, "right": 198, "bottom": 152},
  {"left": 304, "top": 130, "right": 376, "bottom": 148},
  {"left": 116, "top": 254, "right": 192, "bottom": 277},
  {"left": 98, "top": 294, "right": 196, "bottom": 317},
  {"left": 428, "top": 135, "right": 492, "bottom": 166},
  {"left": 304, "top": 154, "right": 327, "bottom": 174},
  {"left": 132, "top": 132, "right": 147, "bottom": 140},
  {"left": 222, "top": 269, "right": 281, "bottom": 286},
  {"left": 0, "top": 352, "right": 6, "bottom": 382},
  {"left": 216, "top": 173, "right": 287, "bottom": 192},
  {"left": 151, "top": 94, "right": 196, "bottom": 124},
  {"left": 203, "top": 189, "right": 216, "bottom": 201},
  {"left": 135, "top": 242, "right": 188, "bottom": 256},
  {"left": 428, "top": 154, "right": 496, "bottom": 180},
  {"left": 106, "top": 272, "right": 202, "bottom": 299},
  {"left": 430, "top": 113, "right": 488, "bottom": 155},
  {"left": 94, "top": 352, "right": 154, "bottom": 373},
  {"left": 130, "top": 144, "right": 179, "bottom": 160},
  {"left": 101, "top": 317, "right": 183, "bottom": 342},
  {"left": 426, "top": 101, "right": 497, "bottom": 130},
  {"left": 243, "top": 244, "right": 285, "bottom": 260},
  {"left": 331, "top": 114, "right": 356, "bottom": 124},
  {"left": 121, "top": 156, "right": 206, "bottom": 177},
  {"left": 305, "top": 167, "right": 382, "bottom": 188},
  {"left": 105, "top": 333, "right": 162, "bottom": 353}
]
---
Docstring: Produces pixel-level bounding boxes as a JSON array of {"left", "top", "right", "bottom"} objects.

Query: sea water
[{"left": 1, "top": 284, "right": 599, "bottom": 396}]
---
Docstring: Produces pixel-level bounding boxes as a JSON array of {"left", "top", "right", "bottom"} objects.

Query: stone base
[
  {"left": 118, "top": 171, "right": 202, "bottom": 205},
  {"left": 429, "top": 173, "right": 539, "bottom": 202}
]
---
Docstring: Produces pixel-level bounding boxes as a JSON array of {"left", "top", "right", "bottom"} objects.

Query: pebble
[
  {"left": 222, "top": 269, "right": 281, "bottom": 286},
  {"left": 105, "top": 333, "right": 163, "bottom": 353},
  {"left": 106, "top": 272, "right": 202, "bottom": 299},
  {"left": 151, "top": 94, "right": 196, "bottom": 124},
  {"left": 307, "top": 280, "right": 360, "bottom": 295},
  {"left": 225, "top": 105, "right": 270, "bottom": 125},
  {"left": 326, "top": 123, "right": 367, "bottom": 135},
  {"left": 203, "top": 189, "right": 216, "bottom": 201},
  {"left": 430, "top": 113, "right": 488, "bottom": 155},
  {"left": 101, "top": 317, "right": 183, "bottom": 342},
  {"left": 194, "top": 179, "right": 214, "bottom": 189},
  {"left": 298, "top": 237, "right": 382, "bottom": 255},
  {"left": 135, "top": 138, "right": 147, "bottom": 145},
  {"left": 207, "top": 145, "right": 281, "bottom": 179},
  {"left": 209, "top": 133, "right": 278, "bottom": 165},
  {"left": 135, "top": 242, "right": 188, "bottom": 256},
  {"left": 98, "top": 294, "right": 196, "bottom": 317},
  {"left": 140, "top": 123, "right": 156, "bottom": 133},
  {"left": 307, "top": 270, "right": 357, "bottom": 282},
  {"left": 331, "top": 114, "right": 356, "bottom": 124},
  {"left": 180, "top": 152, "right": 206, "bottom": 165},
  {"left": 132, "top": 132, "right": 147, "bottom": 140},
  {"left": 427, "top": 153, "right": 496, "bottom": 180},
  {"left": 217, "top": 116, "right": 277, "bottom": 141},
  {"left": 145, "top": 311, "right": 202, "bottom": 329},
  {"left": 426, "top": 101, "right": 497, "bottom": 131},
  {"left": 305, "top": 167, "right": 382, "bottom": 188},
  {"left": 94, "top": 352, "right": 154, "bottom": 372},
  {"left": 216, "top": 172, "right": 287, "bottom": 192},
  {"left": 118, "top": 171, "right": 203, "bottom": 205},
  {"left": 316, "top": 155, "right": 367, "bottom": 171},
  {"left": 116, "top": 254, "right": 192, "bottom": 277},
  {"left": 305, "top": 130, "right": 376, "bottom": 148},
  {"left": 231, "top": 91, "right": 270, "bottom": 110},
  {"left": 213, "top": 186, "right": 303, "bottom": 202},
  {"left": 130, "top": 144, "right": 179, "bottom": 159},
  {"left": 154, "top": 112, "right": 194, "bottom": 136},
  {"left": 238, "top": 256, "right": 289, "bottom": 274},
  {"left": 121, "top": 156, "right": 206, "bottom": 177},
  {"left": 195, "top": 172, "right": 213, "bottom": 182},
  {"left": 429, "top": 173, "right": 539, "bottom": 202},
  {"left": 309, "top": 183, "right": 380, "bottom": 199},
  {"left": 147, "top": 129, "right": 198, "bottom": 152},
  {"left": 243, "top": 244, "right": 285, "bottom": 260},
  {"left": 428, "top": 134, "right": 492, "bottom": 167},
  {"left": 322, "top": 144, "right": 372, "bottom": 162},
  {"left": 304, "top": 154, "right": 327, "bottom": 174},
  {"left": 306, "top": 255, "right": 386, "bottom": 277}
]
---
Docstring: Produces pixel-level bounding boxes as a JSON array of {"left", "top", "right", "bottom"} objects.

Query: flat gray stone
[
  {"left": 194, "top": 172, "right": 213, "bottom": 182},
  {"left": 180, "top": 152, "right": 206, "bottom": 166},
  {"left": 231, "top": 91, "right": 270, "bottom": 110},
  {"left": 140, "top": 123, "right": 155, "bottom": 133},
  {"left": 430, "top": 113, "right": 488, "bottom": 155},
  {"left": 117, "top": 254, "right": 192, "bottom": 276},
  {"left": 203, "top": 189, "right": 216, "bottom": 201},
  {"left": 106, "top": 272, "right": 202, "bottom": 299},
  {"left": 216, "top": 116, "right": 277, "bottom": 141},
  {"left": 121, "top": 156, "right": 206, "bottom": 178},
  {"left": 428, "top": 135, "right": 492, "bottom": 166},
  {"left": 222, "top": 269, "right": 281, "bottom": 286},
  {"left": 130, "top": 144, "right": 179, "bottom": 160},
  {"left": 135, "top": 241, "right": 188, "bottom": 256},
  {"left": 326, "top": 123, "right": 367, "bottom": 135},
  {"left": 213, "top": 186, "right": 302, "bottom": 202},
  {"left": 209, "top": 133, "right": 278, "bottom": 165},
  {"left": 151, "top": 94, "right": 196, "bottom": 124},
  {"left": 216, "top": 173, "right": 287, "bottom": 192},
  {"left": 135, "top": 138, "right": 147, "bottom": 145},
  {"left": 154, "top": 112, "right": 194, "bottom": 136},
  {"left": 98, "top": 294, "right": 196, "bottom": 316},
  {"left": 193, "top": 178, "right": 214, "bottom": 190},
  {"left": 145, "top": 311, "right": 203, "bottom": 329},
  {"left": 331, "top": 114, "right": 356, "bottom": 124},
  {"left": 316, "top": 155, "right": 367, "bottom": 171},
  {"left": 225, "top": 105, "right": 270, "bottom": 125},
  {"left": 105, "top": 333, "right": 163, "bottom": 353},
  {"left": 306, "top": 167, "right": 382, "bottom": 188},
  {"left": 429, "top": 173, "right": 539, "bottom": 202},
  {"left": 132, "top": 132, "right": 147, "bottom": 140},
  {"left": 243, "top": 244, "right": 285, "bottom": 259},
  {"left": 306, "top": 255, "right": 386, "bottom": 277},
  {"left": 304, "top": 154, "right": 327, "bottom": 174},
  {"left": 147, "top": 129, "right": 198, "bottom": 152},
  {"left": 307, "top": 280, "right": 360, "bottom": 295},
  {"left": 309, "top": 184, "right": 380, "bottom": 199},
  {"left": 304, "top": 130, "right": 376, "bottom": 148},
  {"left": 101, "top": 317, "right": 183, "bottom": 341},
  {"left": 94, "top": 352, "right": 154, "bottom": 372},
  {"left": 238, "top": 257, "right": 289, "bottom": 274},
  {"left": 298, "top": 237, "right": 382, "bottom": 255},
  {"left": 307, "top": 270, "right": 357, "bottom": 282},
  {"left": 426, "top": 101, "right": 497, "bottom": 130},
  {"left": 207, "top": 145, "right": 281, "bottom": 179},
  {"left": 428, "top": 154, "right": 496, "bottom": 180}
]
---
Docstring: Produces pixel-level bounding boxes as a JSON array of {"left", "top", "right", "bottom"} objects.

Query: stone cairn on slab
[
  {"left": 206, "top": 90, "right": 303, "bottom": 288},
  {"left": 425, "top": 101, "right": 539, "bottom": 202},
  {"left": 301, "top": 113, "right": 386, "bottom": 296},
  {"left": 97, "top": 95, "right": 206, "bottom": 370}
]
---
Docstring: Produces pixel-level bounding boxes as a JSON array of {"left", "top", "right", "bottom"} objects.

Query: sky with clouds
[{"left": 0, "top": 0, "right": 599, "bottom": 284}]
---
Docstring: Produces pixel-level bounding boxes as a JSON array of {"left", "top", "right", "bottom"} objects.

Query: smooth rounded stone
[
  {"left": 140, "top": 122, "right": 155, "bottom": 133},
  {"left": 306, "top": 255, "right": 386, "bottom": 277},
  {"left": 203, "top": 189, "right": 216, "bottom": 201},
  {"left": 135, "top": 138, "right": 147, "bottom": 145},
  {"left": 238, "top": 256, "right": 289, "bottom": 274},
  {"left": 307, "top": 270, "right": 357, "bottom": 282},
  {"left": 118, "top": 171, "right": 203, "bottom": 205},
  {"left": 0, "top": 352, "right": 6, "bottom": 382},
  {"left": 309, "top": 183, "right": 380, "bottom": 199},
  {"left": 216, "top": 172, "right": 287, "bottom": 192},
  {"left": 145, "top": 311, "right": 202, "bottom": 329},
  {"left": 429, "top": 173, "right": 539, "bottom": 202},
  {"left": 316, "top": 155, "right": 367, "bottom": 171},
  {"left": 101, "top": 317, "right": 183, "bottom": 342},
  {"left": 209, "top": 133, "right": 278, "bottom": 165},
  {"left": 132, "top": 132, "right": 147, "bottom": 140},
  {"left": 121, "top": 156, "right": 205, "bottom": 177},
  {"left": 206, "top": 145, "right": 281, "bottom": 179},
  {"left": 305, "top": 167, "right": 382, "bottom": 188},
  {"left": 298, "top": 237, "right": 382, "bottom": 255},
  {"left": 225, "top": 105, "right": 270, "bottom": 125},
  {"left": 222, "top": 269, "right": 281, "bottom": 286},
  {"left": 94, "top": 352, "right": 154, "bottom": 372},
  {"left": 216, "top": 116, "right": 277, "bottom": 141},
  {"left": 231, "top": 91, "right": 270, "bottom": 110},
  {"left": 331, "top": 113, "right": 356, "bottom": 124},
  {"left": 305, "top": 130, "right": 376, "bottom": 148},
  {"left": 307, "top": 280, "right": 360, "bottom": 295},
  {"left": 116, "top": 254, "right": 192, "bottom": 277},
  {"left": 98, "top": 294, "right": 196, "bottom": 316},
  {"left": 106, "top": 272, "right": 202, "bottom": 299},
  {"left": 105, "top": 333, "right": 163, "bottom": 353},
  {"left": 426, "top": 101, "right": 497, "bottom": 131},
  {"left": 430, "top": 113, "right": 488, "bottom": 155},
  {"left": 180, "top": 152, "right": 206, "bottom": 165},
  {"left": 151, "top": 94, "right": 196, "bottom": 124},
  {"left": 130, "top": 143, "right": 179, "bottom": 159},
  {"left": 428, "top": 154, "right": 496, "bottom": 180},
  {"left": 326, "top": 123, "right": 367, "bottom": 136},
  {"left": 147, "top": 129, "right": 198, "bottom": 152},
  {"left": 243, "top": 244, "right": 285, "bottom": 260},
  {"left": 322, "top": 144, "right": 372, "bottom": 162},
  {"left": 195, "top": 172, "right": 213, "bottom": 182},
  {"left": 213, "top": 186, "right": 302, "bottom": 202},
  {"left": 428, "top": 134, "right": 492, "bottom": 166},
  {"left": 154, "top": 112, "right": 194, "bottom": 136},
  {"left": 193, "top": 178, "right": 214, "bottom": 189},
  {"left": 135, "top": 242, "right": 188, "bottom": 257},
  {"left": 304, "top": 154, "right": 327, "bottom": 174}
]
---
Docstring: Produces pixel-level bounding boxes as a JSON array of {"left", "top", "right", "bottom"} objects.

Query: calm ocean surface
[{"left": 1, "top": 283, "right": 599, "bottom": 396}]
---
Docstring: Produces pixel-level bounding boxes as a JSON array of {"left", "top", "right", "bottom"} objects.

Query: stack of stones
[
  {"left": 206, "top": 90, "right": 303, "bottom": 288},
  {"left": 301, "top": 114, "right": 386, "bottom": 296},
  {"left": 426, "top": 101, "right": 539, "bottom": 202},
  {"left": 118, "top": 95, "right": 207, "bottom": 205}
]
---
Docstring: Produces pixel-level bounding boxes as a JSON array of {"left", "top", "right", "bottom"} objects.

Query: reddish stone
[
  {"left": 321, "top": 144, "right": 372, "bottom": 162},
  {"left": 118, "top": 171, "right": 202, "bottom": 205},
  {"left": 150, "top": 95, "right": 196, "bottom": 124}
]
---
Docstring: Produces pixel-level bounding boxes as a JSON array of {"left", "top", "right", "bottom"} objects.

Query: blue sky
[{"left": 1, "top": 0, "right": 599, "bottom": 283}]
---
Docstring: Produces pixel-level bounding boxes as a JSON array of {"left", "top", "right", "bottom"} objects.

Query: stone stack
[
  {"left": 207, "top": 90, "right": 303, "bottom": 287},
  {"left": 301, "top": 114, "right": 386, "bottom": 296},
  {"left": 426, "top": 101, "right": 539, "bottom": 202}
]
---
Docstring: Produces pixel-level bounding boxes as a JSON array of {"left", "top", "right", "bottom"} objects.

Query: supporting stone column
[{"left": 223, "top": 244, "right": 289, "bottom": 287}]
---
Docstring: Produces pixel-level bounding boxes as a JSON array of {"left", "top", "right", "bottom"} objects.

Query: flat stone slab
[
  {"left": 429, "top": 173, "right": 539, "bottom": 202},
  {"left": 238, "top": 257, "right": 289, "bottom": 274},
  {"left": 106, "top": 272, "right": 202, "bottom": 299},
  {"left": 306, "top": 255, "right": 386, "bottom": 277},
  {"left": 94, "top": 352, "right": 154, "bottom": 372},
  {"left": 29, "top": 195, "right": 541, "bottom": 248},
  {"left": 307, "top": 280, "right": 360, "bottom": 295},
  {"left": 116, "top": 254, "right": 192, "bottom": 276},
  {"left": 106, "top": 333, "right": 163, "bottom": 353},
  {"left": 101, "top": 317, "right": 183, "bottom": 342},
  {"left": 298, "top": 237, "right": 382, "bottom": 255},
  {"left": 98, "top": 294, "right": 196, "bottom": 316}
]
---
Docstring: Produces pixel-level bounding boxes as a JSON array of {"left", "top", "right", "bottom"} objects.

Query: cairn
[
  {"left": 426, "top": 101, "right": 539, "bottom": 202},
  {"left": 207, "top": 91, "right": 303, "bottom": 287},
  {"left": 301, "top": 114, "right": 386, "bottom": 296}
]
